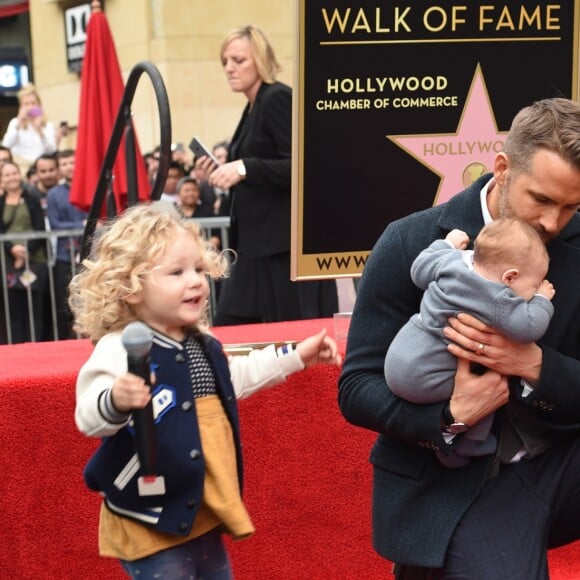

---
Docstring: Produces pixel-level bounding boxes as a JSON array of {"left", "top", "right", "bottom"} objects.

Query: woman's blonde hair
[
  {"left": 220, "top": 25, "right": 281, "bottom": 83},
  {"left": 17, "top": 84, "right": 46, "bottom": 128},
  {"left": 68, "top": 203, "right": 228, "bottom": 342}
]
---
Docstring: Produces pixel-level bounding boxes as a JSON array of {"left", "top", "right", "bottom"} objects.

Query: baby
[{"left": 384, "top": 217, "right": 555, "bottom": 467}]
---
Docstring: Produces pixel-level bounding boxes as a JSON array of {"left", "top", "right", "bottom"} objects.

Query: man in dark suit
[{"left": 339, "top": 98, "right": 580, "bottom": 578}]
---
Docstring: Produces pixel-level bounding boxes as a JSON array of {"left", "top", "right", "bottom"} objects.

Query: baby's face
[{"left": 509, "top": 255, "right": 549, "bottom": 301}]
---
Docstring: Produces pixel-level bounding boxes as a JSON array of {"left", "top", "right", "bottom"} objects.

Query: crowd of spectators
[
  {"left": 0, "top": 145, "right": 86, "bottom": 343},
  {"left": 1, "top": 125, "right": 237, "bottom": 343},
  {"left": 2, "top": 42, "right": 341, "bottom": 341}
]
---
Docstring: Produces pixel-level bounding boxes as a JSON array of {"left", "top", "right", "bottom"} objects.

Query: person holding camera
[{"left": 2, "top": 84, "right": 59, "bottom": 172}]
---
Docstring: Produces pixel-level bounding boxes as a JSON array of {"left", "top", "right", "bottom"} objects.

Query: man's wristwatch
[
  {"left": 442, "top": 401, "right": 470, "bottom": 434},
  {"left": 236, "top": 161, "right": 246, "bottom": 178}
]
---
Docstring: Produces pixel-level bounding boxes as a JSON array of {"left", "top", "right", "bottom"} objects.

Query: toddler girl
[{"left": 70, "top": 203, "right": 341, "bottom": 578}]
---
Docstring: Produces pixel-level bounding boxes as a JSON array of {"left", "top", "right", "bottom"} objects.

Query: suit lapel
[{"left": 437, "top": 177, "right": 487, "bottom": 242}]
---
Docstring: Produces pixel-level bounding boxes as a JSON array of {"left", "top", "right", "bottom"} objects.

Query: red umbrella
[{"left": 70, "top": 1, "right": 150, "bottom": 215}]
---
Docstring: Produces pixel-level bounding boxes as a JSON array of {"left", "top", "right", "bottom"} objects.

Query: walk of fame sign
[{"left": 292, "top": 0, "right": 580, "bottom": 279}]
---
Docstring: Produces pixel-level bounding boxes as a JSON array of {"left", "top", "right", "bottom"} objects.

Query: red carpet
[{"left": 0, "top": 319, "right": 578, "bottom": 578}]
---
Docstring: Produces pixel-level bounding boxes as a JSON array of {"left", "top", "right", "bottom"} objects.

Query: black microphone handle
[{"left": 128, "top": 354, "right": 157, "bottom": 476}]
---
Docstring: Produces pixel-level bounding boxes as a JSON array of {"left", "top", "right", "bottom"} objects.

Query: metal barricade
[
  {"left": 0, "top": 216, "right": 230, "bottom": 343},
  {"left": 184, "top": 216, "right": 231, "bottom": 326},
  {"left": 0, "top": 229, "right": 80, "bottom": 344}
]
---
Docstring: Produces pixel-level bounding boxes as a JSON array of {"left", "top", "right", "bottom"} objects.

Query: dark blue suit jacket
[{"left": 339, "top": 174, "right": 580, "bottom": 566}]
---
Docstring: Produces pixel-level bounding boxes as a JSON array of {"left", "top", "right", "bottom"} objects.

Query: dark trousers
[
  {"left": 5, "top": 262, "right": 48, "bottom": 343},
  {"left": 7, "top": 287, "right": 45, "bottom": 343},
  {"left": 395, "top": 436, "right": 580, "bottom": 580},
  {"left": 53, "top": 260, "right": 75, "bottom": 339}
]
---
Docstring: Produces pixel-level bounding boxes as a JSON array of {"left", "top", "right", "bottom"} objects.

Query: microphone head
[{"left": 121, "top": 322, "right": 153, "bottom": 358}]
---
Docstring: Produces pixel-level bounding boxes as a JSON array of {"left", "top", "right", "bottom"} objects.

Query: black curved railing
[{"left": 80, "top": 61, "right": 172, "bottom": 261}]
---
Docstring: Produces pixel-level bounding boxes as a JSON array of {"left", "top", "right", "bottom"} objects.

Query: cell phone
[
  {"left": 28, "top": 106, "right": 43, "bottom": 118},
  {"left": 189, "top": 137, "right": 220, "bottom": 165}
]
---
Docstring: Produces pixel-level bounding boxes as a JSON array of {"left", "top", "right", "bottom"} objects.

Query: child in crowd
[
  {"left": 384, "top": 217, "right": 555, "bottom": 467},
  {"left": 70, "top": 203, "right": 341, "bottom": 578}
]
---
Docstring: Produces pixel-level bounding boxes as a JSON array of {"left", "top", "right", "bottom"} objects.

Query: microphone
[{"left": 121, "top": 322, "right": 165, "bottom": 496}]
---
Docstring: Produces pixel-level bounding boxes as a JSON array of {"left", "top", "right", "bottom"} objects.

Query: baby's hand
[
  {"left": 111, "top": 372, "right": 152, "bottom": 413},
  {"left": 446, "top": 229, "right": 470, "bottom": 249},
  {"left": 537, "top": 279, "right": 555, "bottom": 301},
  {"left": 296, "top": 329, "right": 342, "bottom": 368}
]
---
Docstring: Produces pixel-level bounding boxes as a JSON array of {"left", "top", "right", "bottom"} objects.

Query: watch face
[{"left": 447, "top": 422, "right": 469, "bottom": 434}]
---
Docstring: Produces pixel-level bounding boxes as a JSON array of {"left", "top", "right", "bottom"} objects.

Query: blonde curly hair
[{"left": 69, "top": 203, "right": 228, "bottom": 342}]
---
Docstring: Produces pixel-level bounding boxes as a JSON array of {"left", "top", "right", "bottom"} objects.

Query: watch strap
[
  {"left": 442, "top": 401, "right": 455, "bottom": 426},
  {"left": 442, "top": 401, "right": 470, "bottom": 433}
]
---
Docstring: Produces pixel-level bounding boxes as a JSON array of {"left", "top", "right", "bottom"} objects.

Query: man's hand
[
  {"left": 444, "top": 313, "right": 543, "bottom": 384},
  {"left": 449, "top": 357, "right": 509, "bottom": 427}
]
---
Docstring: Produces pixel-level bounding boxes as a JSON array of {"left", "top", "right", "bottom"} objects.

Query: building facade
[{"left": 1, "top": 0, "right": 294, "bottom": 156}]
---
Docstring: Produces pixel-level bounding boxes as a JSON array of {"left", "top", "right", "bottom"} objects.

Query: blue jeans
[{"left": 120, "top": 527, "right": 233, "bottom": 579}]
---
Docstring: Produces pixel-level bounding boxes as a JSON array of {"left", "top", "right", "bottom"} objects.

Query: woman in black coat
[{"left": 208, "top": 25, "right": 338, "bottom": 325}]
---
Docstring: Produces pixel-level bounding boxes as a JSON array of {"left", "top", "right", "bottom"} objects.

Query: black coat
[{"left": 228, "top": 81, "right": 292, "bottom": 258}]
